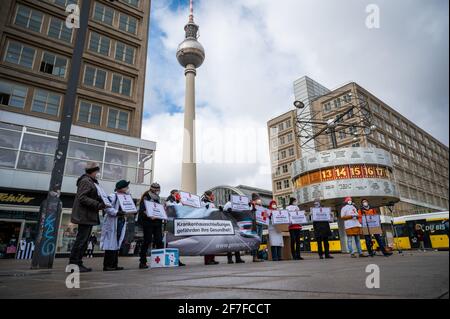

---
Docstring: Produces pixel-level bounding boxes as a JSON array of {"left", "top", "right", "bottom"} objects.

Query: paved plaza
[{"left": 0, "top": 251, "right": 448, "bottom": 299}]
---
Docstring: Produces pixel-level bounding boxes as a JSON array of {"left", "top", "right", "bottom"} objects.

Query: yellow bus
[{"left": 393, "top": 212, "right": 449, "bottom": 251}]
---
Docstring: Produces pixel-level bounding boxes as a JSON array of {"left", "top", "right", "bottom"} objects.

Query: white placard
[
  {"left": 95, "top": 184, "right": 112, "bottom": 207},
  {"left": 180, "top": 191, "right": 201, "bottom": 208},
  {"left": 255, "top": 206, "right": 269, "bottom": 226},
  {"left": 116, "top": 193, "right": 137, "bottom": 214},
  {"left": 289, "top": 210, "right": 308, "bottom": 225},
  {"left": 312, "top": 207, "right": 333, "bottom": 222},
  {"left": 144, "top": 200, "right": 168, "bottom": 220},
  {"left": 231, "top": 195, "right": 250, "bottom": 211},
  {"left": 174, "top": 219, "right": 235, "bottom": 236},
  {"left": 271, "top": 210, "right": 290, "bottom": 225},
  {"left": 362, "top": 214, "right": 381, "bottom": 228}
]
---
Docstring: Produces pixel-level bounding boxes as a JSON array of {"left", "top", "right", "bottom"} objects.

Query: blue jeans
[
  {"left": 252, "top": 224, "right": 263, "bottom": 257},
  {"left": 347, "top": 235, "right": 362, "bottom": 255},
  {"left": 271, "top": 246, "right": 282, "bottom": 261},
  {"left": 365, "top": 234, "right": 386, "bottom": 254}
]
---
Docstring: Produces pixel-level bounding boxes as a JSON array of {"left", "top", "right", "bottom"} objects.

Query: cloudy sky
[{"left": 141, "top": 0, "right": 449, "bottom": 196}]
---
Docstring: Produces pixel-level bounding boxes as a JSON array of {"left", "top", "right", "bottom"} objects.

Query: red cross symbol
[{"left": 155, "top": 256, "right": 161, "bottom": 264}]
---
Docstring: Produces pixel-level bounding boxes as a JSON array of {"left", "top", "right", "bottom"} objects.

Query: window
[
  {"left": 50, "top": 0, "right": 78, "bottom": 7},
  {"left": 0, "top": 124, "right": 22, "bottom": 168},
  {"left": 388, "top": 138, "right": 396, "bottom": 149},
  {"left": 14, "top": 5, "right": 43, "bottom": 32},
  {"left": 410, "top": 128, "right": 416, "bottom": 137},
  {"left": 280, "top": 150, "right": 287, "bottom": 159},
  {"left": 279, "top": 136, "right": 285, "bottom": 145},
  {"left": 392, "top": 116, "right": 400, "bottom": 126},
  {"left": 115, "top": 42, "right": 135, "bottom": 64},
  {"left": 112, "top": 74, "right": 132, "bottom": 96},
  {"left": 413, "top": 139, "right": 419, "bottom": 149},
  {"left": 88, "top": 32, "right": 111, "bottom": 56},
  {"left": 83, "top": 66, "right": 107, "bottom": 89},
  {"left": 346, "top": 108, "right": 354, "bottom": 119},
  {"left": 121, "top": 0, "right": 139, "bottom": 7},
  {"left": 371, "top": 102, "right": 380, "bottom": 113},
  {"left": 323, "top": 102, "right": 331, "bottom": 112},
  {"left": 119, "top": 14, "right": 138, "bottom": 34},
  {"left": 276, "top": 181, "right": 282, "bottom": 191},
  {"left": 285, "top": 119, "right": 292, "bottom": 128},
  {"left": 78, "top": 101, "right": 102, "bottom": 126},
  {"left": 399, "top": 143, "right": 406, "bottom": 154},
  {"left": 343, "top": 94, "right": 352, "bottom": 103},
  {"left": 339, "top": 130, "right": 347, "bottom": 140},
  {"left": 107, "top": 108, "right": 129, "bottom": 131},
  {"left": 381, "top": 108, "right": 390, "bottom": 119},
  {"left": 408, "top": 148, "right": 415, "bottom": 158},
  {"left": 395, "top": 129, "right": 402, "bottom": 140},
  {"left": 401, "top": 121, "right": 408, "bottom": 130},
  {"left": 385, "top": 123, "right": 393, "bottom": 134},
  {"left": 284, "top": 180, "right": 290, "bottom": 189},
  {"left": 40, "top": 52, "right": 68, "bottom": 77},
  {"left": 404, "top": 135, "right": 411, "bottom": 145},
  {"left": 282, "top": 164, "right": 289, "bottom": 174},
  {"left": 348, "top": 126, "right": 357, "bottom": 135},
  {"left": 4, "top": 41, "right": 36, "bottom": 69},
  {"left": 377, "top": 132, "right": 386, "bottom": 144},
  {"left": 66, "top": 138, "right": 104, "bottom": 176},
  {"left": 270, "top": 126, "right": 278, "bottom": 136},
  {"left": 287, "top": 133, "right": 293, "bottom": 142},
  {"left": 31, "top": 89, "right": 61, "bottom": 116},
  {"left": 288, "top": 148, "right": 294, "bottom": 157},
  {"left": 392, "top": 154, "right": 400, "bottom": 165},
  {"left": 48, "top": 17, "right": 73, "bottom": 43},
  {"left": 334, "top": 98, "right": 341, "bottom": 108},
  {"left": 0, "top": 80, "right": 27, "bottom": 109},
  {"left": 18, "top": 133, "right": 57, "bottom": 172},
  {"left": 352, "top": 142, "right": 360, "bottom": 148},
  {"left": 93, "top": 2, "right": 114, "bottom": 26}
]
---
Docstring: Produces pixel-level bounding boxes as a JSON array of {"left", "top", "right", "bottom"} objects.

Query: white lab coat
[
  {"left": 340, "top": 204, "right": 361, "bottom": 230},
  {"left": 269, "top": 210, "right": 284, "bottom": 247},
  {"left": 100, "top": 193, "right": 127, "bottom": 251}
]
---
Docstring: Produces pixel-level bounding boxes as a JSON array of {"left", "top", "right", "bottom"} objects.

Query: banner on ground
[{"left": 174, "top": 219, "right": 235, "bottom": 237}]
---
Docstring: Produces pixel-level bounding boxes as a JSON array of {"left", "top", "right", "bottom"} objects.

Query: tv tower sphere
[{"left": 176, "top": 2, "right": 205, "bottom": 68}]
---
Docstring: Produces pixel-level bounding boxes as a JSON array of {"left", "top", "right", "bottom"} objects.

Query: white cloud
[{"left": 143, "top": 0, "right": 449, "bottom": 197}]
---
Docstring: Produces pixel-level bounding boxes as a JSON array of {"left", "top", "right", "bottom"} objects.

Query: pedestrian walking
[
  {"left": 137, "top": 183, "right": 164, "bottom": 269},
  {"left": 69, "top": 162, "right": 107, "bottom": 272}
]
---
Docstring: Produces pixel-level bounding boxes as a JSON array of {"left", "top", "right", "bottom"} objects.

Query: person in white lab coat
[
  {"left": 268, "top": 200, "right": 284, "bottom": 261},
  {"left": 340, "top": 197, "right": 368, "bottom": 258},
  {"left": 100, "top": 180, "right": 131, "bottom": 271}
]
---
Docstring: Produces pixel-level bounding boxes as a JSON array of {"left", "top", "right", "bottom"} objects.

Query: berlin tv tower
[{"left": 176, "top": 0, "right": 205, "bottom": 194}]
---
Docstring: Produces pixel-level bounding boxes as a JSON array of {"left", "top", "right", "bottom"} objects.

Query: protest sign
[
  {"left": 311, "top": 207, "right": 333, "bottom": 222},
  {"left": 95, "top": 184, "right": 112, "bottom": 207},
  {"left": 272, "top": 210, "right": 290, "bottom": 225},
  {"left": 180, "top": 191, "right": 201, "bottom": 208},
  {"left": 117, "top": 193, "right": 137, "bottom": 214},
  {"left": 144, "top": 201, "right": 168, "bottom": 220},
  {"left": 174, "top": 219, "right": 235, "bottom": 236},
  {"left": 231, "top": 195, "right": 250, "bottom": 211}
]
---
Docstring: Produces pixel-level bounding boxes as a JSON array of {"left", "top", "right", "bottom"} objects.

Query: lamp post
[{"left": 31, "top": 0, "right": 93, "bottom": 269}]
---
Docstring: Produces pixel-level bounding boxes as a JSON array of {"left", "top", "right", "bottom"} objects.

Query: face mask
[
  {"left": 293, "top": 202, "right": 297, "bottom": 206},
  {"left": 271, "top": 205, "right": 277, "bottom": 209},
  {"left": 363, "top": 202, "right": 369, "bottom": 207},
  {"left": 155, "top": 190, "right": 161, "bottom": 195},
  {"left": 256, "top": 199, "right": 262, "bottom": 205},
  {"left": 175, "top": 193, "right": 181, "bottom": 201},
  {"left": 210, "top": 195, "right": 215, "bottom": 202},
  {"left": 347, "top": 201, "right": 352, "bottom": 205}
]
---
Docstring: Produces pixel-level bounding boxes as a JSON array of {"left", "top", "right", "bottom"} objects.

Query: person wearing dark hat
[
  {"left": 201, "top": 191, "right": 219, "bottom": 265},
  {"left": 358, "top": 199, "right": 392, "bottom": 257},
  {"left": 137, "top": 183, "right": 164, "bottom": 269},
  {"left": 100, "top": 180, "right": 132, "bottom": 271},
  {"left": 69, "top": 162, "right": 107, "bottom": 272}
]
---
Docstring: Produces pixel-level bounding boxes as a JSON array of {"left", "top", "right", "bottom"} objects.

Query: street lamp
[{"left": 32, "top": 0, "right": 93, "bottom": 269}]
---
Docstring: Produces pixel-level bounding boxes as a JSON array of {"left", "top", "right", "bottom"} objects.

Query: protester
[
  {"left": 341, "top": 197, "right": 367, "bottom": 258},
  {"left": 358, "top": 199, "right": 392, "bottom": 257},
  {"left": 250, "top": 193, "right": 264, "bottom": 262},
  {"left": 268, "top": 200, "right": 283, "bottom": 261},
  {"left": 286, "top": 197, "right": 304, "bottom": 260},
  {"left": 312, "top": 200, "right": 334, "bottom": 260},
  {"left": 86, "top": 233, "right": 97, "bottom": 258},
  {"left": 202, "top": 191, "right": 219, "bottom": 265},
  {"left": 100, "top": 180, "right": 131, "bottom": 271},
  {"left": 165, "top": 190, "right": 186, "bottom": 267},
  {"left": 69, "top": 162, "right": 106, "bottom": 272},
  {"left": 414, "top": 224, "right": 426, "bottom": 252},
  {"left": 223, "top": 198, "right": 245, "bottom": 264},
  {"left": 137, "top": 183, "right": 164, "bottom": 269}
]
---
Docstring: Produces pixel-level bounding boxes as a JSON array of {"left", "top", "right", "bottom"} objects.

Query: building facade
[
  {"left": 310, "top": 82, "right": 449, "bottom": 216},
  {"left": 207, "top": 185, "right": 273, "bottom": 208},
  {"left": 269, "top": 78, "right": 449, "bottom": 216},
  {"left": 0, "top": 0, "right": 155, "bottom": 258}
]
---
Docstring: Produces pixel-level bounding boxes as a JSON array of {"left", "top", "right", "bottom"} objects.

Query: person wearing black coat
[
  {"left": 312, "top": 201, "right": 334, "bottom": 260},
  {"left": 137, "top": 183, "right": 164, "bottom": 269}
]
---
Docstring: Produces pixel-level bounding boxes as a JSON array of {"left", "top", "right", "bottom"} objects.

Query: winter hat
[
  {"left": 150, "top": 183, "right": 161, "bottom": 191},
  {"left": 269, "top": 200, "right": 277, "bottom": 208},
  {"left": 115, "top": 180, "right": 130, "bottom": 191},
  {"left": 344, "top": 197, "right": 353, "bottom": 203},
  {"left": 85, "top": 162, "right": 100, "bottom": 174},
  {"left": 252, "top": 193, "right": 261, "bottom": 201}
]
